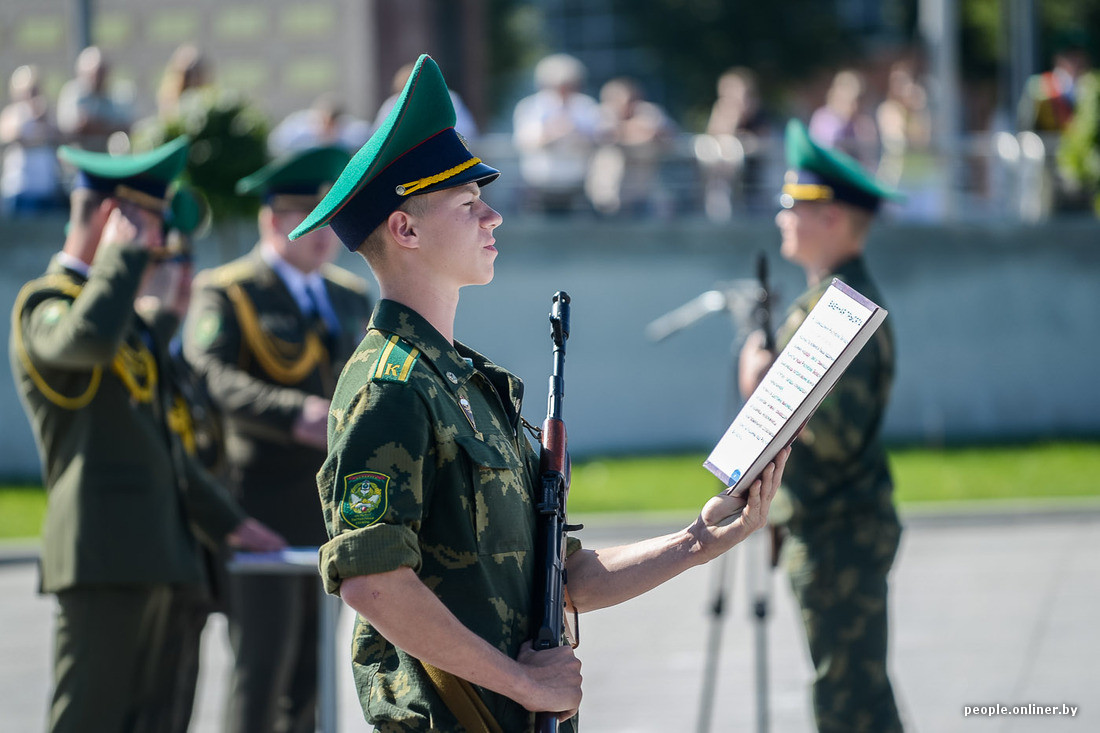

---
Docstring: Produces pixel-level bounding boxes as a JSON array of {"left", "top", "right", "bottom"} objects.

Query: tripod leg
[
  {"left": 744, "top": 531, "right": 772, "bottom": 733},
  {"left": 695, "top": 551, "right": 735, "bottom": 733}
]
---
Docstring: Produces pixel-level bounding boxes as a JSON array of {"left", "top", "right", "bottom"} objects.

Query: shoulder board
[
  {"left": 371, "top": 334, "right": 420, "bottom": 383},
  {"left": 202, "top": 259, "right": 260, "bottom": 289},
  {"left": 321, "top": 263, "right": 369, "bottom": 295},
  {"left": 21, "top": 273, "right": 84, "bottom": 301}
]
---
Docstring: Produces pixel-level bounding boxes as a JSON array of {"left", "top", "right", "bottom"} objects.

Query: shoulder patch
[
  {"left": 371, "top": 334, "right": 420, "bottom": 383},
  {"left": 321, "top": 263, "right": 369, "bottom": 295},
  {"left": 340, "top": 471, "right": 389, "bottom": 528}
]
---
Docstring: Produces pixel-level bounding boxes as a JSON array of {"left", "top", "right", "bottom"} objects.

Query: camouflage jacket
[
  {"left": 317, "top": 299, "right": 543, "bottom": 731},
  {"left": 772, "top": 256, "right": 897, "bottom": 526}
]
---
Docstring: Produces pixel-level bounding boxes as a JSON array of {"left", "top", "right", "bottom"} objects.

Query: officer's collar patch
[
  {"left": 372, "top": 334, "right": 420, "bottom": 383},
  {"left": 340, "top": 471, "right": 389, "bottom": 528}
]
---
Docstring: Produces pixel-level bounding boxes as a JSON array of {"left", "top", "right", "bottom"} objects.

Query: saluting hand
[{"left": 97, "top": 203, "right": 165, "bottom": 256}]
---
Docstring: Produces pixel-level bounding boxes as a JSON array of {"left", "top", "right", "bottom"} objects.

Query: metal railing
[{"left": 468, "top": 130, "right": 1092, "bottom": 223}]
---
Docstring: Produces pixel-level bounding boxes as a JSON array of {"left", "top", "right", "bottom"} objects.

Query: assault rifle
[{"left": 532, "top": 291, "right": 582, "bottom": 733}]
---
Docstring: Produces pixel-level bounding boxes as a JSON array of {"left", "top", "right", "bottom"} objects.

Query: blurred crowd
[{"left": 2, "top": 41, "right": 1094, "bottom": 224}]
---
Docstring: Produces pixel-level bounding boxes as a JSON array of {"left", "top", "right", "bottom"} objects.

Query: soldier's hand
[
  {"left": 515, "top": 641, "right": 582, "bottom": 722},
  {"left": 98, "top": 203, "right": 164, "bottom": 255},
  {"left": 738, "top": 329, "right": 775, "bottom": 400},
  {"left": 695, "top": 445, "right": 790, "bottom": 553},
  {"left": 227, "top": 517, "right": 287, "bottom": 552},
  {"left": 292, "top": 395, "right": 330, "bottom": 450}
]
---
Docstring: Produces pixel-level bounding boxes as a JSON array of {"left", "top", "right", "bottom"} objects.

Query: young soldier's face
[
  {"left": 775, "top": 201, "right": 830, "bottom": 267},
  {"left": 413, "top": 183, "right": 502, "bottom": 288}
]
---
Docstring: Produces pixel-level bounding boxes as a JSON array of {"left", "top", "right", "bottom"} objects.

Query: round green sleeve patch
[{"left": 192, "top": 311, "right": 222, "bottom": 349}]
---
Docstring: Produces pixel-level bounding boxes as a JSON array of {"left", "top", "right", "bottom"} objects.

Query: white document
[{"left": 704, "top": 278, "right": 887, "bottom": 495}]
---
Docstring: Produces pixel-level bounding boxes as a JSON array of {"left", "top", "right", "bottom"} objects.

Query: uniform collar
[
  {"left": 796, "top": 255, "right": 869, "bottom": 309},
  {"left": 260, "top": 241, "right": 326, "bottom": 313},
  {"left": 369, "top": 299, "right": 477, "bottom": 393},
  {"left": 370, "top": 299, "right": 526, "bottom": 426}
]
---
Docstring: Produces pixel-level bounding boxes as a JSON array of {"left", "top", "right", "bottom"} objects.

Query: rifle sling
[{"left": 421, "top": 661, "right": 504, "bottom": 733}]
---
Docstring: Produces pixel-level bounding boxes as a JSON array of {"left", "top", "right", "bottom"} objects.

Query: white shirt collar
[
  {"left": 260, "top": 241, "right": 325, "bottom": 314},
  {"left": 56, "top": 252, "right": 92, "bottom": 278}
]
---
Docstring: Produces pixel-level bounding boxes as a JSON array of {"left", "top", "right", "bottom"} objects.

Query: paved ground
[{"left": 2, "top": 501, "right": 1098, "bottom": 732}]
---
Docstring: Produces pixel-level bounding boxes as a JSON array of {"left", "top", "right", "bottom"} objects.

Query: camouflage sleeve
[
  {"left": 20, "top": 246, "right": 148, "bottom": 368},
  {"left": 183, "top": 283, "right": 307, "bottom": 440},
  {"left": 791, "top": 328, "right": 887, "bottom": 474},
  {"left": 317, "top": 379, "right": 437, "bottom": 595}
]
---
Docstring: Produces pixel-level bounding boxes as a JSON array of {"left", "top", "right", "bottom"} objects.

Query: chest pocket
[{"left": 455, "top": 434, "right": 534, "bottom": 558}]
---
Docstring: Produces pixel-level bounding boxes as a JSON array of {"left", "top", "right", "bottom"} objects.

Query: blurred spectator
[
  {"left": 698, "top": 67, "right": 774, "bottom": 219},
  {"left": 132, "top": 45, "right": 269, "bottom": 230},
  {"left": 876, "top": 61, "right": 931, "bottom": 185},
  {"left": 375, "top": 61, "right": 478, "bottom": 140},
  {"left": 585, "top": 77, "right": 675, "bottom": 217},
  {"left": 1019, "top": 32, "right": 1092, "bottom": 134},
  {"left": 512, "top": 53, "right": 601, "bottom": 214},
  {"left": 156, "top": 44, "right": 212, "bottom": 119},
  {"left": 809, "top": 69, "right": 879, "bottom": 169},
  {"left": 57, "top": 46, "right": 134, "bottom": 153},
  {"left": 876, "top": 62, "right": 942, "bottom": 219},
  {"left": 270, "top": 92, "right": 371, "bottom": 156},
  {"left": 1, "top": 65, "right": 64, "bottom": 217}
]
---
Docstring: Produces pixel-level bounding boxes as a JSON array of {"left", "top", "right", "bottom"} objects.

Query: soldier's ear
[{"left": 387, "top": 209, "right": 419, "bottom": 251}]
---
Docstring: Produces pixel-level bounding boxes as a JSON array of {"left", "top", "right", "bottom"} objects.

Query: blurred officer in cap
[
  {"left": 739, "top": 119, "right": 905, "bottom": 732},
  {"left": 293, "top": 53, "right": 789, "bottom": 731},
  {"left": 182, "top": 146, "right": 372, "bottom": 733},
  {"left": 10, "top": 140, "right": 285, "bottom": 733}
]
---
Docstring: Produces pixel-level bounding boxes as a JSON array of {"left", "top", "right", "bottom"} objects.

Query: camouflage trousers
[{"left": 783, "top": 511, "right": 903, "bottom": 733}]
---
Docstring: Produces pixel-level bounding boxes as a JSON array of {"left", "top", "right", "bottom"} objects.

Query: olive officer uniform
[
  {"left": 151, "top": 184, "right": 229, "bottom": 733},
  {"left": 292, "top": 55, "right": 578, "bottom": 732},
  {"left": 9, "top": 139, "right": 249, "bottom": 733},
  {"left": 182, "top": 147, "right": 372, "bottom": 733},
  {"left": 772, "top": 120, "right": 904, "bottom": 732}
]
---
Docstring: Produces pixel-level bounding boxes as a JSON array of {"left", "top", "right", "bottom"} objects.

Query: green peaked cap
[
  {"left": 58, "top": 136, "right": 190, "bottom": 210},
  {"left": 235, "top": 145, "right": 352, "bottom": 200},
  {"left": 781, "top": 119, "right": 903, "bottom": 212},
  {"left": 289, "top": 54, "right": 499, "bottom": 249}
]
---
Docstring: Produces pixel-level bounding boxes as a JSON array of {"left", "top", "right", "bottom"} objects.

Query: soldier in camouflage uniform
[
  {"left": 740, "top": 119, "right": 904, "bottom": 732},
  {"left": 9, "top": 139, "right": 285, "bottom": 733},
  {"left": 183, "top": 146, "right": 373, "bottom": 733},
  {"left": 290, "top": 54, "right": 791, "bottom": 732}
]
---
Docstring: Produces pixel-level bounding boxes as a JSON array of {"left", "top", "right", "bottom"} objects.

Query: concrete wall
[{"left": 2, "top": 215, "right": 1098, "bottom": 478}]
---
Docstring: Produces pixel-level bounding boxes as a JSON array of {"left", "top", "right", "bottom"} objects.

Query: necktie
[{"left": 303, "top": 282, "right": 338, "bottom": 354}]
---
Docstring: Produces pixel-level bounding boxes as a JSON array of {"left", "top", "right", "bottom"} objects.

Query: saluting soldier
[
  {"left": 135, "top": 182, "right": 228, "bottom": 733},
  {"left": 9, "top": 138, "right": 285, "bottom": 733},
  {"left": 739, "top": 119, "right": 905, "bottom": 732},
  {"left": 182, "top": 146, "right": 373, "bottom": 733},
  {"left": 293, "top": 54, "right": 789, "bottom": 732}
]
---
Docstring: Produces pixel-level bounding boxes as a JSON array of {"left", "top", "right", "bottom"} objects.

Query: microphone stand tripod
[{"left": 646, "top": 257, "right": 776, "bottom": 733}]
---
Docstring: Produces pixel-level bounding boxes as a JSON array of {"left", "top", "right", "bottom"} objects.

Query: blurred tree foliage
[
  {"left": 1058, "top": 71, "right": 1100, "bottom": 211},
  {"left": 131, "top": 88, "right": 268, "bottom": 223}
]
